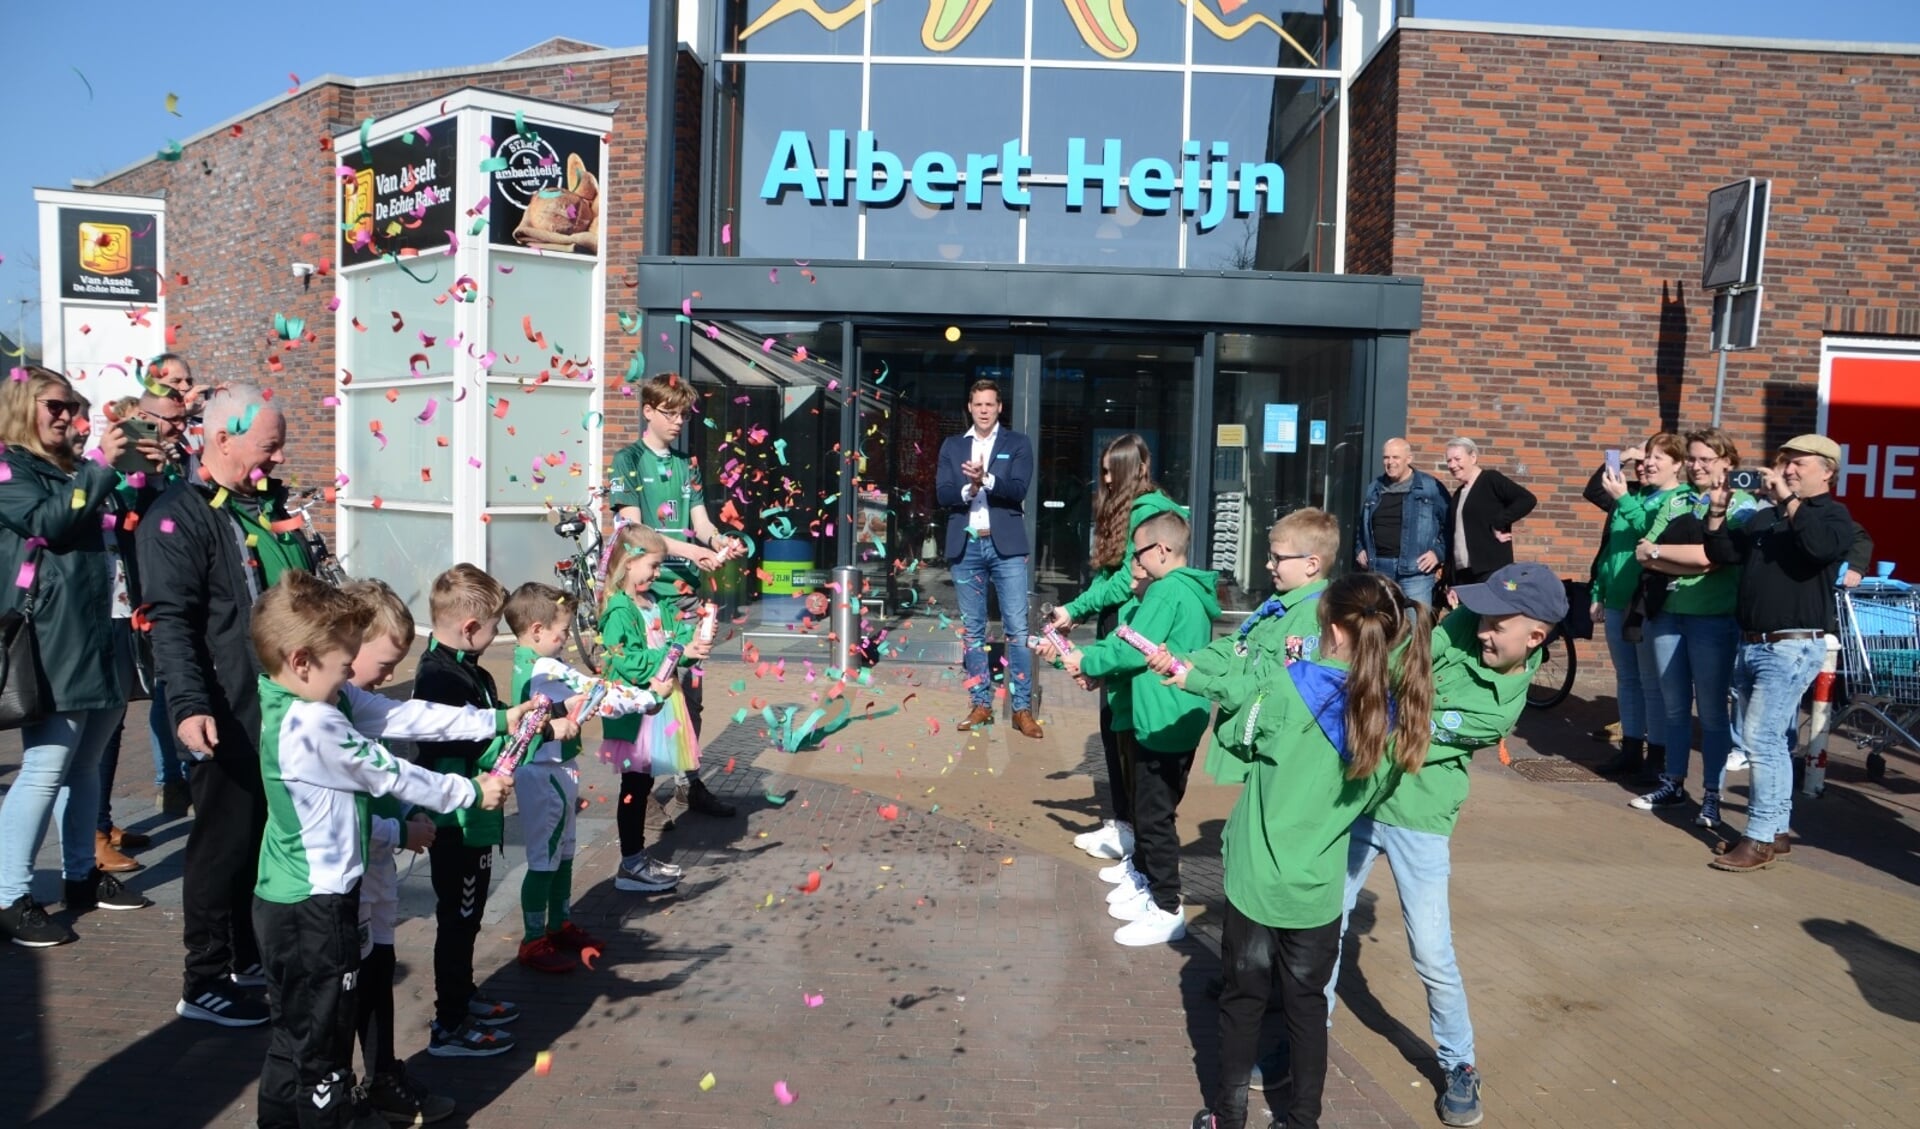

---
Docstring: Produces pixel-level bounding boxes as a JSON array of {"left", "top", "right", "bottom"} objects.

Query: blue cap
[{"left": 1453, "top": 563, "right": 1567, "bottom": 625}]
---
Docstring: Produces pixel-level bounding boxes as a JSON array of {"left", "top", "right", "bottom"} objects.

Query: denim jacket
[{"left": 1359, "top": 470, "right": 1450, "bottom": 567}]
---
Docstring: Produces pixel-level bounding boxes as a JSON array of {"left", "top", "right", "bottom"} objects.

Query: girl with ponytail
[{"left": 1181, "top": 571, "right": 1434, "bottom": 1129}]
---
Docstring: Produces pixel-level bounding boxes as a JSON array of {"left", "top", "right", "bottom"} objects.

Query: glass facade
[{"left": 711, "top": 0, "right": 1344, "bottom": 270}]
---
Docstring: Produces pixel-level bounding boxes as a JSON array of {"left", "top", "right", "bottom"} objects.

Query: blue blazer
[{"left": 935, "top": 427, "right": 1033, "bottom": 559}]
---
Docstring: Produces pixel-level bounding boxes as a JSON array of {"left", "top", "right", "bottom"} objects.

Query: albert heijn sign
[{"left": 1821, "top": 343, "right": 1920, "bottom": 577}]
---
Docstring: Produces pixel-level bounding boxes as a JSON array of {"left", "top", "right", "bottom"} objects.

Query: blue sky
[{"left": 4, "top": 0, "right": 1919, "bottom": 345}]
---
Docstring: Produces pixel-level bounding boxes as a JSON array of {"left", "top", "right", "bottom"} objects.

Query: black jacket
[
  {"left": 135, "top": 477, "right": 281, "bottom": 767},
  {"left": 1445, "top": 468, "right": 1537, "bottom": 580},
  {"left": 1706, "top": 492, "right": 1855, "bottom": 634},
  {"left": 0, "top": 448, "right": 125, "bottom": 711}
]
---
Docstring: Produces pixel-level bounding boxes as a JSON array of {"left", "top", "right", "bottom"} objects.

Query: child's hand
[
  {"left": 547, "top": 715, "right": 581, "bottom": 742},
  {"left": 561, "top": 693, "right": 590, "bottom": 721},
  {"left": 648, "top": 674, "right": 677, "bottom": 699},
  {"left": 1059, "top": 649, "right": 1083, "bottom": 676},
  {"left": 504, "top": 699, "right": 546, "bottom": 735},
  {"left": 1145, "top": 648, "right": 1178, "bottom": 675},
  {"left": 1073, "top": 673, "right": 1097, "bottom": 692},
  {"left": 685, "top": 637, "right": 713, "bottom": 661},
  {"left": 403, "top": 813, "right": 435, "bottom": 853},
  {"left": 1045, "top": 606, "right": 1073, "bottom": 633},
  {"left": 1032, "top": 639, "right": 1059, "bottom": 664},
  {"left": 1161, "top": 666, "right": 1190, "bottom": 691},
  {"left": 475, "top": 774, "right": 511, "bottom": 811}
]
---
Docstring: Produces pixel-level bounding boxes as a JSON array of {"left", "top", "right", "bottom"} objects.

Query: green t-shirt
[
  {"left": 609, "top": 440, "right": 705, "bottom": 601},
  {"left": 1371, "top": 608, "right": 1535, "bottom": 837},
  {"left": 1593, "top": 486, "right": 1687, "bottom": 609},
  {"left": 1657, "top": 490, "right": 1760, "bottom": 618},
  {"left": 226, "top": 485, "right": 313, "bottom": 588},
  {"left": 1220, "top": 657, "right": 1402, "bottom": 929}
]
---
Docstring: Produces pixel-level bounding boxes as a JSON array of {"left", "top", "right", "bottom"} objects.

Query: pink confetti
[
  {"left": 467, "top": 457, "right": 483, "bottom": 468},
  {"left": 768, "top": 268, "right": 779, "bottom": 284},
  {"left": 681, "top": 297, "right": 693, "bottom": 316},
  {"left": 326, "top": 296, "right": 342, "bottom": 312},
  {"left": 761, "top": 338, "right": 776, "bottom": 352},
  {"left": 804, "top": 992, "right": 824, "bottom": 1007},
  {"left": 14, "top": 560, "right": 33, "bottom": 589},
  {"left": 416, "top": 398, "right": 439, "bottom": 423},
  {"left": 794, "top": 346, "right": 809, "bottom": 362},
  {"left": 159, "top": 518, "right": 176, "bottom": 533},
  {"left": 322, "top": 396, "right": 340, "bottom": 408},
  {"left": 773, "top": 1081, "right": 796, "bottom": 1105},
  {"left": 0, "top": 463, "right": 10, "bottom": 482},
  {"left": 721, "top": 222, "right": 731, "bottom": 245}
]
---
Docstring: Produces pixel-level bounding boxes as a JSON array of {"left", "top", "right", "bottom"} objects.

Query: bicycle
[
  {"left": 551, "top": 487, "right": 609, "bottom": 673},
  {"left": 1525, "top": 579, "right": 1587, "bottom": 710},
  {"left": 288, "top": 487, "right": 349, "bottom": 587}
]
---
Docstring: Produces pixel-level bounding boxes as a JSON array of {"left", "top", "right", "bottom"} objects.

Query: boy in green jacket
[{"left": 1049, "top": 506, "right": 1219, "bottom": 947}]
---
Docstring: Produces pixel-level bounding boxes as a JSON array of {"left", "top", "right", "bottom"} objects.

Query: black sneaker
[
  {"left": 427, "top": 1019, "right": 514, "bottom": 1058},
  {"left": 65, "top": 868, "right": 153, "bottom": 912},
  {"left": 231, "top": 961, "right": 269, "bottom": 988},
  {"left": 177, "top": 983, "right": 270, "bottom": 1026},
  {"left": 0, "top": 895, "right": 76, "bottom": 947},
  {"left": 1439, "top": 1063, "right": 1484, "bottom": 1126},
  {"left": 465, "top": 991, "right": 520, "bottom": 1026},
  {"left": 1629, "top": 776, "right": 1689, "bottom": 811},
  {"left": 682, "top": 776, "right": 737, "bottom": 818},
  {"left": 366, "top": 1063, "right": 455, "bottom": 1125}
]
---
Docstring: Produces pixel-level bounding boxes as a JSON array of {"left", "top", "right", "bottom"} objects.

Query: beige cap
[{"left": 1780, "top": 434, "right": 1841, "bottom": 462}]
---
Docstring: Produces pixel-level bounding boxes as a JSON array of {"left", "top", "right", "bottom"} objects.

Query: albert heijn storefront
[{"left": 638, "top": 0, "right": 1420, "bottom": 657}]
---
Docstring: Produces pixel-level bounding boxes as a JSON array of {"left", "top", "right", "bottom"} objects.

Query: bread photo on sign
[{"left": 512, "top": 152, "right": 601, "bottom": 254}]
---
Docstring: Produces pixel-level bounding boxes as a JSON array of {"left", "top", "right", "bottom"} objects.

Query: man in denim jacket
[{"left": 1357, "top": 438, "right": 1450, "bottom": 606}]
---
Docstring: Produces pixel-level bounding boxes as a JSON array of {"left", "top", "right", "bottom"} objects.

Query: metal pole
[
  {"left": 1709, "top": 290, "right": 1732, "bottom": 428},
  {"left": 830, "top": 564, "right": 860, "bottom": 674},
  {"left": 1711, "top": 346, "right": 1728, "bottom": 428},
  {"left": 643, "top": 0, "right": 679, "bottom": 256}
]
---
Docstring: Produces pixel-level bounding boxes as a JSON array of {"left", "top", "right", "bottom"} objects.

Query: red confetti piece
[
  {"left": 877, "top": 804, "right": 899, "bottom": 821},
  {"left": 796, "top": 871, "right": 821, "bottom": 894}
]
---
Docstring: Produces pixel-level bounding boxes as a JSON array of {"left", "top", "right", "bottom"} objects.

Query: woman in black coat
[
  {"left": 1442, "top": 436, "right": 1538, "bottom": 586},
  {"left": 0, "top": 367, "right": 148, "bottom": 948}
]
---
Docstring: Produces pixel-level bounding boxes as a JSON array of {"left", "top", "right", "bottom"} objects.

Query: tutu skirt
[{"left": 598, "top": 692, "right": 699, "bottom": 775}]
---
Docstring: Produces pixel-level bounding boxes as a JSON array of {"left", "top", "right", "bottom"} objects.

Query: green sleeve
[
  {"left": 1065, "top": 566, "right": 1133, "bottom": 620},
  {"left": 608, "top": 445, "right": 643, "bottom": 510},
  {"left": 1181, "top": 634, "right": 1241, "bottom": 698},
  {"left": 601, "top": 601, "right": 670, "bottom": 684},
  {"left": 1077, "top": 633, "right": 1146, "bottom": 681},
  {"left": 1435, "top": 608, "right": 1479, "bottom": 658}
]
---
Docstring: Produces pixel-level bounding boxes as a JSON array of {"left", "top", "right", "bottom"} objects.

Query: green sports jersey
[
  {"left": 1370, "top": 608, "right": 1534, "bottom": 837},
  {"left": 609, "top": 440, "right": 705, "bottom": 600}
]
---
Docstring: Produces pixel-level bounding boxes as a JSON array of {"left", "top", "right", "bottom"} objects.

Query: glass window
[
  {"left": 486, "top": 512, "right": 573, "bottom": 601},
  {"left": 1024, "top": 186, "right": 1180, "bottom": 268},
  {"left": 339, "top": 260, "right": 456, "bottom": 380},
  {"left": 1029, "top": 69, "right": 1182, "bottom": 176},
  {"left": 872, "top": 0, "right": 1023, "bottom": 58},
  {"left": 343, "top": 382, "right": 454, "bottom": 505},
  {"left": 339, "top": 509, "right": 452, "bottom": 623},
  {"left": 1032, "top": 0, "right": 1185, "bottom": 64},
  {"left": 865, "top": 65, "right": 1023, "bottom": 262},
  {"left": 1185, "top": 74, "right": 1331, "bottom": 271},
  {"left": 486, "top": 254, "right": 595, "bottom": 375},
  {"left": 1191, "top": 0, "right": 1338, "bottom": 69},
  {"left": 729, "top": 0, "right": 868, "bottom": 54},
  {"left": 720, "top": 62, "right": 862, "bottom": 260},
  {"left": 1206, "top": 332, "right": 1358, "bottom": 613},
  {"left": 484, "top": 383, "right": 597, "bottom": 505}
]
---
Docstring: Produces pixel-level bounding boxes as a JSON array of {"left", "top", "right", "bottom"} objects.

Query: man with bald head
[
  {"left": 1357, "top": 437, "right": 1450, "bottom": 606},
  {"left": 138, "top": 382, "right": 311, "bottom": 1028}
]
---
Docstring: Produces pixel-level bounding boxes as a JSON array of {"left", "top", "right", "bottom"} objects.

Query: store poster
[
  {"left": 339, "top": 118, "right": 459, "bottom": 266},
  {"left": 1262, "top": 403, "right": 1298, "bottom": 454},
  {"left": 57, "top": 207, "right": 159, "bottom": 303},
  {"left": 487, "top": 116, "right": 604, "bottom": 256}
]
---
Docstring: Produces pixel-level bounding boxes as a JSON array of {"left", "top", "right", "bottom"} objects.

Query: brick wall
[
  {"left": 92, "top": 49, "right": 706, "bottom": 533},
  {"left": 1354, "top": 27, "right": 1920, "bottom": 582},
  {"left": 1345, "top": 33, "right": 1398, "bottom": 278}
]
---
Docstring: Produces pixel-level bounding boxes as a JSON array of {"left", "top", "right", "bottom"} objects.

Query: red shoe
[
  {"left": 547, "top": 921, "right": 605, "bottom": 952},
  {"left": 516, "top": 935, "right": 575, "bottom": 974}
]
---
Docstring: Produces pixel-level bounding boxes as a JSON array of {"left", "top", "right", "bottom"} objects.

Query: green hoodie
[
  {"left": 599, "top": 591, "right": 695, "bottom": 744},
  {"left": 1076, "top": 565, "right": 1222, "bottom": 753},
  {"left": 1593, "top": 486, "right": 1688, "bottom": 609},
  {"left": 1063, "top": 491, "right": 1187, "bottom": 622},
  {"left": 1183, "top": 578, "right": 1329, "bottom": 784}
]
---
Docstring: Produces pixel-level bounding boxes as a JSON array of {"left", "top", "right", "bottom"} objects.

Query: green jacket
[
  {"left": 1075, "top": 567, "right": 1220, "bottom": 753},
  {"left": 1183, "top": 579, "right": 1329, "bottom": 784},
  {"left": 1593, "top": 486, "right": 1687, "bottom": 609},
  {"left": 1062, "top": 491, "right": 1185, "bottom": 622},
  {"left": 0, "top": 447, "right": 126, "bottom": 711},
  {"left": 1657, "top": 490, "right": 1760, "bottom": 618},
  {"left": 599, "top": 591, "right": 694, "bottom": 743},
  {"left": 1370, "top": 609, "right": 1535, "bottom": 836},
  {"left": 1221, "top": 657, "right": 1404, "bottom": 929}
]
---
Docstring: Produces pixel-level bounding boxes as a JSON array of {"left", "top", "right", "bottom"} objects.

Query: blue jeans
[
  {"left": 1604, "top": 607, "right": 1665, "bottom": 743},
  {"left": 1649, "top": 612, "right": 1739, "bottom": 792},
  {"left": 1328, "top": 817, "right": 1475, "bottom": 1070},
  {"left": 952, "top": 535, "right": 1033, "bottom": 711},
  {"left": 0, "top": 707, "right": 125, "bottom": 904},
  {"left": 1371, "top": 557, "right": 1436, "bottom": 608},
  {"left": 1732, "top": 638, "right": 1825, "bottom": 842},
  {"left": 149, "top": 681, "right": 186, "bottom": 788}
]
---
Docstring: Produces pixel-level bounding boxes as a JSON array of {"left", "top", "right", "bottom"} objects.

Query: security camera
[{"left": 291, "top": 262, "right": 316, "bottom": 278}]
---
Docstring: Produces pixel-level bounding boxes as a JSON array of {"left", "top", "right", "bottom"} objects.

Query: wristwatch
[{"left": 1649, "top": 545, "right": 1662, "bottom": 560}]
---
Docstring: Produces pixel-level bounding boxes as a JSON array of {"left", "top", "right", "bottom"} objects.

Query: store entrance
[{"left": 853, "top": 329, "right": 1196, "bottom": 662}]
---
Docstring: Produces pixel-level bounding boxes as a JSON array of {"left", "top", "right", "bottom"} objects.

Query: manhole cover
[{"left": 1506, "top": 757, "right": 1608, "bottom": 783}]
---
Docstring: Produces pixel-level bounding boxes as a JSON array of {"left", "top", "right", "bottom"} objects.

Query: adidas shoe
[
  {"left": 465, "top": 992, "right": 519, "bottom": 1026},
  {"left": 517, "top": 935, "right": 575, "bottom": 974},
  {"left": 1630, "top": 776, "right": 1688, "bottom": 810},
  {"left": 615, "top": 857, "right": 682, "bottom": 892},
  {"left": 177, "top": 984, "right": 270, "bottom": 1027},
  {"left": 428, "top": 1019, "right": 514, "bottom": 1058},
  {"left": 231, "top": 961, "right": 268, "bottom": 988}
]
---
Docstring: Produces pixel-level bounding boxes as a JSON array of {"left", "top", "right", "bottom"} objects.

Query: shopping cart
[{"left": 1829, "top": 580, "right": 1920, "bottom": 783}]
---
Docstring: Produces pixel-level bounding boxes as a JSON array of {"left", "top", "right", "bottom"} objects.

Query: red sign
[{"left": 1823, "top": 352, "right": 1920, "bottom": 577}]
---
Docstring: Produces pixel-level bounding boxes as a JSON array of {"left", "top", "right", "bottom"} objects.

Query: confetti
[
  {"left": 877, "top": 804, "right": 899, "bottom": 821},
  {"left": 534, "top": 1051, "right": 553, "bottom": 1076},
  {"left": 765, "top": 792, "right": 788, "bottom": 806},
  {"left": 804, "top": 992, "right": 824, "bottom": 1007},
  {"left": 795, "top": 870, "right": 821, "bottom": 894},
  {"left": 698, "top": 1072, "right": 716, "bottom": 1092},
  {"left": 774, "top": 1080, "right": 796, "bottom": 1105},
  {"left": 165, "top": 92, "right": 181, "bottom": 116}
]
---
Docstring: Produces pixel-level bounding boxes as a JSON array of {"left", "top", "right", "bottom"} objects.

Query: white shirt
[{"left": 965, "top": 424, "right": 999, "bottom": 534}]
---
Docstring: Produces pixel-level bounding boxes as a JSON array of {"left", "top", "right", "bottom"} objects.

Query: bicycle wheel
[
  {"left": 570, "top": 585, "right": 603, "bottom": 674},
  {"left": 1527, "top": 631, "right": 1577, "bottom": 709}
]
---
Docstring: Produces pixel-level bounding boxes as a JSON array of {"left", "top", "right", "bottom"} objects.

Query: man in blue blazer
[{"left": 936, "top": 379, "right": 1044, "bottom": 738}]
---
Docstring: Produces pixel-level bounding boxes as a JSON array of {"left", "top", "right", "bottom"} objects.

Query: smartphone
[
  {"left": 112, "top": 418, "right": 161, "bottom": 476},
  {"left": 1604, "top": 449, "right": 1622, "bottom": 477}
]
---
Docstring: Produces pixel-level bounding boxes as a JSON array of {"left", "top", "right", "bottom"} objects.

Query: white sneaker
[
  {"left": 1113, "top": 902, "right": 1187, "bottom": 946},
  {"left": 1107, "top": 887, "right": 1155, "bottom": 922},
  {"left": 1086, "top": 821, "right": 1135, "bottom": 860},
  {"left": 1097, "top": 860, "right": 1135, "bottom": 884},
  {"left": 1072, "top": 820, "right": 1116, "bottom": 852},
  {"left": 1724, "top": 750, "right": 1750, "bottom": 773},
  {"left": 1106, "top": 872, "right": 1148, "bottom": 904}
]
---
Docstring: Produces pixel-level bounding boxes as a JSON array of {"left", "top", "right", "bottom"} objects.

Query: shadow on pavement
[
  {"left": 25, "top": 1013, "right": 268, "bottom": 1127},
  {"left": 1801, "top": 917, "right": 1920, "bottom": 1024},
  {"left": 1331, "top": 889, "right": 1449, "bottom": 1094}
]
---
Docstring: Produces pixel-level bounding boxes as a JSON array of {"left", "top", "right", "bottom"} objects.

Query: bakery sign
[
  {"left": 487, "top": 116, "right": 603, "bottom": 257},
  {"left": 58, "top": 206, "right": 160, "bottom": 303},
  {"left": 338, "top": 116, "right": 460, "bottom": 266}
]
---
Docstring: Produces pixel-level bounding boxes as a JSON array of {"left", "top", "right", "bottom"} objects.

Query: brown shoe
[
  {"left": 1709, "top": 836, "right": 1776, "bottom": 872},
  {"left": 1011, "top": 710, "right": 1044, "bottom": 739},
  {"left": 957, "top": 705, "right": 994, "bottom": 731},
  {"left": 95, "top": 830, "right": 142, "bottom": 874},
  {"left": 109, "top": 826, "right": 151, "bottom": 850},
  {"left": 1772, "top": 833, "right": 1792, "bottom": 856}
]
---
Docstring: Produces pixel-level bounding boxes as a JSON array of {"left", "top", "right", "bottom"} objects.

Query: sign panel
[
  {"left": 339, "top": 118, "right": 459, "bottom": 266},
  {"left": 1822, "top": 351, "right": 1920, "bottom": 581},
  {"left": 1262, "top": 403, "right": 1298, "bottom": 454},
  {"left": 57, "top": 207, "right": 159, "bottom": 303},
  {"left": 1701, "top": 178, "right": 1770, "bottom": 291},
  {"left": 487, "top": 116, "right": 604, "bottom": 256}
]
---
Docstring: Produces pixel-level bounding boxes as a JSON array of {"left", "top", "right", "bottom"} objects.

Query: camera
[{"left": 1727, "top": 467, "right": 1764, "bottom": 493}]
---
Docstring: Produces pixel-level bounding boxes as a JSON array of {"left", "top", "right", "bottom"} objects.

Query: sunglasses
[{"left": 38, "top": 398, "right": 84, "bottom": 418}]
